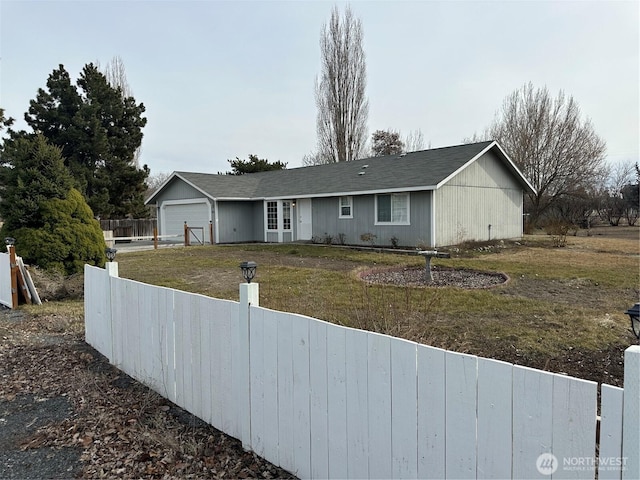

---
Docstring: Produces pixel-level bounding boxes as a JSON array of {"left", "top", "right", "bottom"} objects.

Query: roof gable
[{"left": 146, "top": 141, "right": 535, "bottom": 204}]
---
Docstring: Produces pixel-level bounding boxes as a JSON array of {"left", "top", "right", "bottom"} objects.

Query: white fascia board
[
  {"left": 435, "top": 142, "right": 496, "bottom": 189},
  {"left": 173, "top": 173, "right": 219, "bottom": 201},
  {"left": 214, "top": 197, "right": 255, "bottom": 201},
  {"left": 436, "top": 140, "right": 536, "bottom": 194},
  {"left": 145, "top": 171, "right": 178, "bottom": 205},
  {"left": 145, "top": 172, "right": 218, "bottom": 205},
  {"left": 435, "top": 141, "right": 537, "bottom": 195},
  {"left": 492, "top": 142, "right": 537, "bottom": 195},
  {"left": 261, "top": 185, "right": 437, "bottom": 201}
]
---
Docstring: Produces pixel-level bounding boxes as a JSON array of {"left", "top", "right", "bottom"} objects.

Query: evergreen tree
[
  {"left": 24, "top": 63, "right": 149, "bottom": 218},
  {"left": 0, "top": 133, "right": 105, "bottom": 274},
  {"left": 0, "top": 133, "right": 74, "bottom": 230},
  {"left": 371, "top": 129, "right": 404, "bottom": 156},
  {"left": 226, "top": 155, "right": 287, "bottom": 175}
]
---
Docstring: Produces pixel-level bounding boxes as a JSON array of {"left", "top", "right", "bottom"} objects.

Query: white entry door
[{"left": 297, "top": 198, "right": 312, "bottom": 240}]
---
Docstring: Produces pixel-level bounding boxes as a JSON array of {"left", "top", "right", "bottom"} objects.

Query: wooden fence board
[
  {"left": 84, "top": 265, "right": 112, "bottom": 360},
  {"left": 189, "top": 295, "right": 203, "bottom": 420},
  {"left": 477, "top": 357, "right": 513, "bottom": 479},
  {"left": 310, "top": 320, "right": 329, "bottom": 479},
  {"left": 346, "top": 328, "right": 369, "bottom": 479},
  {"left": 173, "top": 290, "right": 193, "bottom": 413},
  {"left": 138, "top": 284, "right": 160, "bottom": 393},
  {"left": 622, "top": 346, "right": 640, "bottom": 480},
  {"left": 198, "top": 296, "right": 213, "bottom": 426},
  {"left": 368, "top": 333, "right": 392, "bottom": 479},
  {"left": 110, "top": 279, "right": 125, "bottom": 368},
  {"left": 512, "top": 365, "right": 554, "bottom": 479},
  {"left": 292, "top": 314, "right": 311, "bottom": 479},
  {"left": 263, "top": 309, "right": 280, "bottom": 465},
  {"left": 0, "top": 253, "right": 12, "bottom": 308},
  {"left": 250, "top": 307, "right": 265, "bottom": 457},
  {"left": 391, "top": 337, "right": 418, "bottom": 480},
  {"left": 159, "top": 286, "right": 176, "bottom": 404},
  {"left": 445, "top": 351, "right": 478, "bottom": 479},
  {"left": 417, "top": 345, "right": 446, "bottom": 480},
  {"left": 212, "top": 300, "right": 235, "bottom": 437},
  {"left": 551, "top": 374, "right": 597, "bottom": 480},
  {"left": 327, "top": 325, "right": 348, "bottom": 479},
  {"left": 600, "top": 385, "right": 624, "bottom": 480},
  {"left": 277, "top": 312, "right": 295, "bottom": 472}
]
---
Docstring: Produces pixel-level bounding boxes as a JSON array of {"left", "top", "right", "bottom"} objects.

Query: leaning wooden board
[{"left": 17, "top": 257, "right": 41, "bottom": 305}]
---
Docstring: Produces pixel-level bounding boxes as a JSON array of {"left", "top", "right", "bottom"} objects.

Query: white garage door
[{"left": 162, "top": 200, "right": 211, "bottom": 243}]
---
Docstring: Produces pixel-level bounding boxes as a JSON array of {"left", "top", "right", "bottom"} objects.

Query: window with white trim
[
  {"left": 375, "top": 193, "right": 410, "bottom": 224},
  {"left": 339, "top": 196, "right": 353, "bottom": 218},
  {"left": 267, "top": 201, "right": 278, "bottom": 230},
  {"left": 282, "top": 201, "right": 292, "bottom": 230}
]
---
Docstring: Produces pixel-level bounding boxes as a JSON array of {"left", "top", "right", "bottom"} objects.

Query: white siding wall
[{"left": 435, "top": 151, "right": 524, "bottom": 246}]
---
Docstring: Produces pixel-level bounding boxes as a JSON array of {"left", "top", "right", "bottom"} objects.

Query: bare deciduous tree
[
  {"left": 315, "top": 5, "right": 368, "bottom": 163},
  {"left": 489, "top": 82, "right": 606, "bottom": 225},
  {"left": 146, "top": 171, "right": 172, "bottom": 197},
  {"left": 403, "top": 129, "right": 427, "bottom": 152},
  {"left": 99, "top": 56, "right": 142, "bottom": 167}
]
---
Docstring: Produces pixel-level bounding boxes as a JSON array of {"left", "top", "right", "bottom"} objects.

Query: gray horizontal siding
[
  {"left": 154, "top": 177, "right": 206, "bottom": 202},
  {"left": 311, "top": 191, "right": 432, "bottom": 247},
  {"left": 217, "top": 201, "right": 262, "bottom": 243}
]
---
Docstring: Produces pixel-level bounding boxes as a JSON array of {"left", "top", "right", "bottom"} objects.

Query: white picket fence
[
  {"left": 84, "top": 264, "right": 639, "bottom": 480},
  {"left": 0, "top": 252, "right": 12, "bottom": 308}
]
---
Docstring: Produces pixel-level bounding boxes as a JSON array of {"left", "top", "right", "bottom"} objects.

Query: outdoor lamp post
[
  {"left": 105, "top": 248, "right": 117, "bottom": 262},
  {"left": 5, "top": 237, "right": 15, "bottom": 247},
  {"left": 625, "top": 303, "right": 640, "bottom": 344},
  {"left": 240, "top": 261, "right": 257, "bottom": 283}
]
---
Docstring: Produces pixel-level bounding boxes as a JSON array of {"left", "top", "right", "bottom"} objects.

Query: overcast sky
[{"left": 1, "top": 0, "right": 638, "bottom": 177}]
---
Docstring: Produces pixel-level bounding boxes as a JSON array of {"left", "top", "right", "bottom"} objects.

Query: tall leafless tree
[
  {"left": 489, "top": 82, "right": 607, "bottom": 225},
  {"left": 403, "top": 129, "right": 427, "bottom": 152},
  {"left": 99, "top": 56, "right": 142, "bottom": 167},
  {"left": 314, "top": 5, "right": 368, "bottom": 163}
]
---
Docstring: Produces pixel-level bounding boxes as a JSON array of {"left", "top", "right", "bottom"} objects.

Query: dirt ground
[{"left": 0, "top": 308, "right": 295, "bottom": 479}]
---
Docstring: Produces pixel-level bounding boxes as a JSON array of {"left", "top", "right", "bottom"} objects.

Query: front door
[
  {"left": 264, "top": 200, "right": 293, "bottom": 242},
  {"left": 297, "top": 198, "right": 312, "bottom": 240}
]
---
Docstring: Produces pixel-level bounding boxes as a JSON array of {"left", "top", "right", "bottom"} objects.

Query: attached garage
[{"left": 160, "top": 198, "right": 212, "bottom": 244}]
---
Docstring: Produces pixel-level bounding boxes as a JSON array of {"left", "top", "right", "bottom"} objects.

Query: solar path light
[
  {"left": 240, "top": 261, "right": 257, "bottom": 283},
  {"left": 105, "top": 248, "right": 117, "bottom": 262}
]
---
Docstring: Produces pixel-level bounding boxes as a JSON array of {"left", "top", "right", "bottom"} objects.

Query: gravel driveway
[{"left": 0, "top": 394, "right": 82, "bottom": 479}]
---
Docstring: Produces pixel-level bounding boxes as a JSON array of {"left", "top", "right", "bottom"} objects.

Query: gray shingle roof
[{"left": 147, "top": 141, "right": 535, "bottom": 203}]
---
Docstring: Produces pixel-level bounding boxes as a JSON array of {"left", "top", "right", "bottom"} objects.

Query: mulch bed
[{"left": 359, "top": 265, "right": 509, "bottom": 288}]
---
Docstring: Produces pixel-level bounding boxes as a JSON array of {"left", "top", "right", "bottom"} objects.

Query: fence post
[
  {"left": 106, "top": 261, "right": 119, "bottom": 278},
  {"left": 238, "top": 281, "right": 259, "bottom": 450},
  {"left": 153, "top": 227, "right": 158, "bottom": 250},
  {"left": 623, "top": 345, "right": 640, "bottom": 480},
  {"left": 184, "top": 221, "right": 189, "bottom": 246},
  {"left": 209, "top": 221, "right": 214, "bottom": 245}
]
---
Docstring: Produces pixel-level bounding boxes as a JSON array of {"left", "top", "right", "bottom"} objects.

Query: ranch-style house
[{"left": 145, "top": 140, "right": 536, "bottom": 248}]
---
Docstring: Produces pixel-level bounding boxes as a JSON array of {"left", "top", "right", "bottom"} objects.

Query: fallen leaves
[{"left": 0, "top": 308, "right": 296, "bottom": 479}]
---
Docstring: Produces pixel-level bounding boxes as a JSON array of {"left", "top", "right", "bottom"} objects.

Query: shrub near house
[{"left": 0, "top": 134, "right": 106, "bottom": 275}]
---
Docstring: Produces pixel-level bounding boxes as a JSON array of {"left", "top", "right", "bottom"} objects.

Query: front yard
[{"left": 116, "top": 227, "right": 639, "bottom": 386}]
